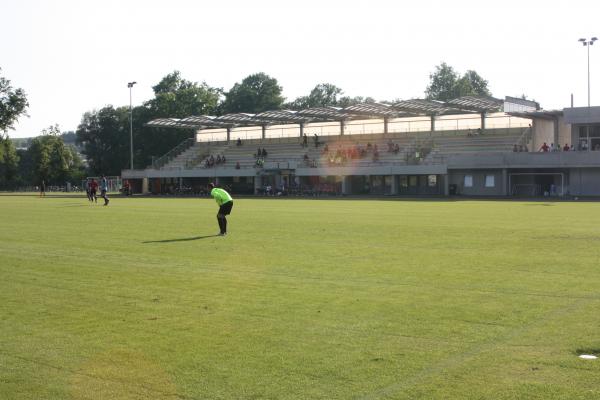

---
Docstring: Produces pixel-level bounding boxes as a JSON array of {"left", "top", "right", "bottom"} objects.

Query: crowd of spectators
[
  {"left": 537, "top": 142, "right": 581, "bottom": 152},
  {"left": 204, "top": 154, "right": 226, "bottom": 168}
]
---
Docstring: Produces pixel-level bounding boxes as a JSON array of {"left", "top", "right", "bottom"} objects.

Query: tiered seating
[
  {"left": 423, "top": 129, "right": 524, "bottom": 163},
  {"left": 155, "top": 128, "right": 525, "bottom": 170},
  {"left": 160, "top": 142, "right": 228, "bottom": 170}
]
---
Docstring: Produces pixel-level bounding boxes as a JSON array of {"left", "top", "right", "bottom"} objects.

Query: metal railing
[{"left": 151, "top": 138, "right": 196, "bottom": 169}]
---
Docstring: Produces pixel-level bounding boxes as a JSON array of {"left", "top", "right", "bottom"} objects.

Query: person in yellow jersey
[{"left": 208, "top": 183, "right": 234, "bottom": 236}]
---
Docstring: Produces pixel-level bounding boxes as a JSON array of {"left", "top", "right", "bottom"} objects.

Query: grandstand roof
[
  {"left": 392, "top": 99, "right": 463, "bottom": 115},
  {"left": 507, "top": 109, "right": 563, "bottom": 120},
  {"left": 145, "top": 95, "right": 505, "bottom": 130}
]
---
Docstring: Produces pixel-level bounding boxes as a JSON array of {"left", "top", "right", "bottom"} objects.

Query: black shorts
[{"left": 219, "top": 201, "right": 233, "bottom": 215}]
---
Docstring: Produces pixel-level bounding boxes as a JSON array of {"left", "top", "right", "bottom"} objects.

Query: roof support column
[
  {"left": 384, "top": 117, "right": 389, "bottom": 135},
  {"left": 553, "top": 116, "right": 559, "bottom": 146},
  {"left": 226, "top": 127, "right": 231, "bottom": 143},
  {"left": 340, "top": 120, "right": 345, "bottom": 136},
  {"left": 430, "top": 115, "right": 436, "bottom": 132},
  {"left": 262, "top": 125, "right": 266, "bottom": 140},
  {"left": 300, "top": 123, "right": 304, "bottom": 138},
  {"left": 480, "top": 113, "right": 486, "bottom": 132}
]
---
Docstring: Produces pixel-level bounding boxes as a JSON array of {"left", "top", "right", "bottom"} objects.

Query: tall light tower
[
  {"left": 128, "top": 81, "right": 137, "bottom": 169},
  {"left": 578, "top": 37, "right": 597, "bottom": 107}
]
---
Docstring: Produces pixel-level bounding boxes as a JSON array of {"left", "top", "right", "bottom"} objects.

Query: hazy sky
[{"left": 2, "top": 0, "right": 599, "bottom": 138}]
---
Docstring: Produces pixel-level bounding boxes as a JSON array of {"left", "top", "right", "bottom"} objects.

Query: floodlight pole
[
  {"left": 128, "top": 81, "right": 137, "bottom": 169},
  {"left": 579, "top": 37, "right": 597, "bottom": 107}
]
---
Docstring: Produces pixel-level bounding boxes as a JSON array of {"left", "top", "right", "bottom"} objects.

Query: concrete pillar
[
  {"left": 342, "top": 176, "right": 351, "bottom": 195},
  {"left": 262, "top": 125, "right": 267, "bottom": 139},
  {"left": 340, "top": 120, "right": 345, "bottom": 136},
  {"left": 142, "top": 177, "right": 149, "bottom": 194},
  {"left": 442, "top": 174, "right": 449, "bottom": 196},
  {"left": 553, "top": 117, "right": 559, "bottom": 146},
  {"left": 430, "top": 115, "right": 436, "bottom": 132},
  {"left": 226, "top": 127, "right": 231, "bottom": 143},
  {"left": 300, "top": 123, "right": 304, "bottom": 138},
  {"left": 502, "top": 169, "right": 508, "bottom": 196},
  {"left": 384, "top": 117, "right": 389, "bottom": 135},
  {"left": 390, "top": 175, "right": 398, "bottom": 195},
  {"left": 480, "top": 113, "right": 486, "bottom": 131},
  {"left": 254, "top": 176, "right": 262, "bottom": 194}
]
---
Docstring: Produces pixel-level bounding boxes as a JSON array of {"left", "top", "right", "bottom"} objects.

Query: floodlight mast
[
  {"left": 579, "top": 37, "right": 597, "bottom": 107},
  {"left": 128, "top": 81, "right": 137, "bottom": 170}
]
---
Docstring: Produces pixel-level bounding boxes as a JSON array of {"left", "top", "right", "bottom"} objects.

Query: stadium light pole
[
  {"left": 578, "top": 37, "right": 598, "bottom": 107},
  {"left": 128, "top": 81, "right": 137, "bottom": 169}
]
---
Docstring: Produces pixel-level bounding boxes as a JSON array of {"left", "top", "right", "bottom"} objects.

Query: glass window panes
[
  {"left": 428, "top": 175, "right": 437, "bottom": 187},
  {"left": 485, "top": 175, "right": 495, "bottom": 187},
  {"left": 464, "top": 175, "right": 473, "bottom": 187}
]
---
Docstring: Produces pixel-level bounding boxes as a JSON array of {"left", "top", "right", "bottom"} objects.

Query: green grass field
[{"left": 1, "top": 194, "right": 600, "bottom": 399}]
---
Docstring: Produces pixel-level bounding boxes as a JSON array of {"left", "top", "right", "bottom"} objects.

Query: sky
[{"left": 2, "top": 0, "right": 599, "bottom": 138}]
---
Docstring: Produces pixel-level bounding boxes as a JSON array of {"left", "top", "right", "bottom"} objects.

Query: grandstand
[{"left": 122, "top": 96, "right": 600, "bottom": 197}]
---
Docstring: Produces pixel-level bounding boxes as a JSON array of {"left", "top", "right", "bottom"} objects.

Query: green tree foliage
[
  {"left": 425, "top": 62, "right": 491, "bottom": 102},
  {"left": 221, "top": 73, "right": 284, "bottom": 114},
  {"left": 23, "top": 125, "right": 83, "bottom": 185},
  {"left": 0, "top": 134, "right": 20, "bottom": 188},
  {"left": 285, "top": 83, "right": 344, "bottom": 110},
  {"left": 0, "top": 68, "right": 29, "bottom": 133},
  {"left": 131, "top": 71, "right": 223, "bottom": 167},
  {"left": 285, "top": 83, "right": 377, "bottom": 110},
  {"left": 76, "top": 106, "right": 130, "bottom": 175}
]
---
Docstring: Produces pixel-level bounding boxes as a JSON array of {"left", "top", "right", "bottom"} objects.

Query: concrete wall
[
  {"left": 532, "top": 119, "right": 555, "bottom": 150},
  {"left": 568, "top": 168, "right": 600, "bottom": 196},
  {"left": 448, "top": 169, "right": 505, "bottom": 196},
  {"left": 558, "top": 116, "right": 572, "bottom": 148}
]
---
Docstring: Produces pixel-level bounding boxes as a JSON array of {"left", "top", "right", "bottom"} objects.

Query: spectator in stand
[
  {"left": 256, "top": 148, "right": 262, "bottom": 158},
  {"left": 570, "top": 144, "right": 576, "bottom": 151},
  {"left": 563, "top": 143, "right": 570, "bottom": 151},
  {"left": 302, "top": 134, "right": 308, "bottom": 147},
  {"left": 387, "top": 140, "right": 394, "bottom": 152},
  {"left": 393, "top": 143, "right": 400, "bottom": 154},
  {"left": 216, "top": 154, "right": 222, "bottom": 164},
  {"left": 313, "top": 134, "right": 319, "bottom": 148},
  {"left": 550, "top": 143, "right": 556, "bottom": 152},
  {"left": 539, "top": 142, "right": 549, "bottom": 152},
  {"left": 513, "top": 144, "right": 519, "bottom": 152},
  {"left": 209, "top": 155, "right": 215, "bottom": 166},
  {"left": 235, "top": 161, "right": 241, "bottom": 169},
  {"left": 372, "top": 149, "right": 380, "bottom": 162},
  {"left": 221, "top": 154, "right": 226, "bottom": 164},
  {"left": 262, "top": 148, "right": 268, "bottom": 157}
]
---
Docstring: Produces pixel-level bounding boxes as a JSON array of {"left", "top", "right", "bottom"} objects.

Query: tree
[
  {"left": 24, "top": 125, "right": 83, "bottom": 185},
  {"left": 285, "top": 83, "right": 344, "bottom": 110},
  {"left": 221, "top": 73, "right": 284, "bottom": 114},
  {"left": 147, "top": 71, "right": 222, "bottom": 118},
  {"left": 132, "top": 71, "right": 222, "bottom": 168},
  {"left": 425, "top": 63, "right": 491, "bottom": 101},
  {"left": 76, "top": 106, "right": 130, "bottom": 175},
  {"left": 0, "top": 134, "right": 20, "bottom": 188},
  {"left": 0, "top": 68, "right": 29, "bottom": 133}
]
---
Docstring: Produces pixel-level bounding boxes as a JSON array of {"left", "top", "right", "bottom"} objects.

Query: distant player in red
[{"left": 89, "top": 179, "right": 98, "bottom": 203}]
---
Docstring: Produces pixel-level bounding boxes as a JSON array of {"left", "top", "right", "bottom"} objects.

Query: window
[
  {"left": 428, "top": 175, "right": 437, "bottom": 187},
  {"left": 400, "top": 176, "right": 408, "bottom": 188},
  {"left": 485, "top": 175, "right": 495, "bottom": 187},
  {"left": 464, "top": 175, "right": 473, "bottom": 187}
]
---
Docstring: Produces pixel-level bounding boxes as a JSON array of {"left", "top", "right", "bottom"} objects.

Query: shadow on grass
[{"left": 143, "top": 235, "right": 220, "bottom": 244}]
